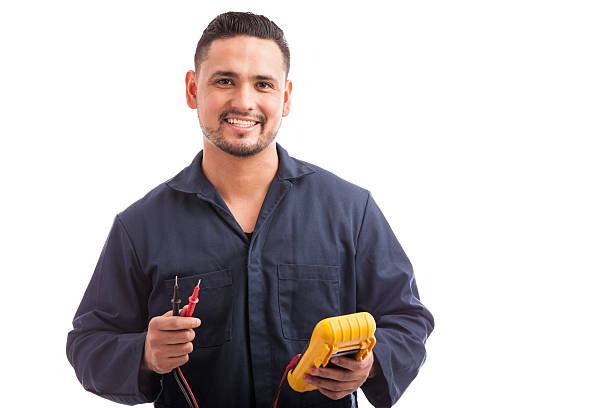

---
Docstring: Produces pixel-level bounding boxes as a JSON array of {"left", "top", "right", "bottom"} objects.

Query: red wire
[
  {"left": 273, "top": 353, "right": 302, "bottom": 408},
  {"left": 176, "top": 283, "right": 201, "bottom": 408},
  {"left": 177, "top": 366, "right": 199, "bottom": 408},
  {"left": 178, "top": 281, "right": 299, "bottom": 408}
]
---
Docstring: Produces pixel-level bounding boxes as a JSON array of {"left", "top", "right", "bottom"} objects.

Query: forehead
[{"left": 199, "top": 35, "right": 285, "bottom": 80}]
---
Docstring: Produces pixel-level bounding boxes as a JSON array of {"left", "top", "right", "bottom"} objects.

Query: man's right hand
[{"left": 141, "top": 306, "right": 201, "bottom": 374}]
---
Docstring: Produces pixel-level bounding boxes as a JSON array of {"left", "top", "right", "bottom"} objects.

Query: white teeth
[{"left": 226, "top": 118, "right": 257, "bottom": 127}]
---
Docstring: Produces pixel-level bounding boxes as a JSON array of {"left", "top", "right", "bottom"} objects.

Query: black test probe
[
  {"left": 172, "top": 276, "right": 181, "bottom": 316},
  {"left": 171, "top": 276, "right": 200, "bottom": 408}
]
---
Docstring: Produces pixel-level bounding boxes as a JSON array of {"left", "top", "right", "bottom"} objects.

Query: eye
[
  {"left": 216, "top": 78, "right": 233, "bottom": 85},
  {"left": 257, "top": 82, "right": 273, "bottom": 89}
]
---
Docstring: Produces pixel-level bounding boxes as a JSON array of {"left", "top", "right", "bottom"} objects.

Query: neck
[{"left": 201, "top": 141, "right": 279, "bottom": 202}]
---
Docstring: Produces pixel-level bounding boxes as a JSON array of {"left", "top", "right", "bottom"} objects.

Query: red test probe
[
  {"left": 171, "top": 277, "right": 202, "bottom": 408},
  {"left": 185, "top": 279, "right": 201, "bottom": 318}
]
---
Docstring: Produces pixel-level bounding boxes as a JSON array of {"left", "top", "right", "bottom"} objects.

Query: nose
[{"left": 231, "top": 83, "right": 256, "bottom": 113}]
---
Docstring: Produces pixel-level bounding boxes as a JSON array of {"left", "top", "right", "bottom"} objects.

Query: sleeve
[
  {"left": 66, "top": 215, "right": 161, "bottom": 405},
  {"left": 355, "top": 193, "right": 435, "bottom": 407}
]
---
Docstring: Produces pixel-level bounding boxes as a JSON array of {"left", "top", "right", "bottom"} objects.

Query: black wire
[
  {"left": 173, "top": 369, "right": 195, "bottom": 408},
  {"left": 171, "top": 281, "right": 194, "bottom": 408}
]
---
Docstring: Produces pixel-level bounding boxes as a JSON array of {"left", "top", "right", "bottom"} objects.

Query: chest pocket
[
  {"left": 163, "top": 269, "right": 233, "bottom": 348},
  {"left": 277, "top": 264, "right": 340, "bottom": 341}
]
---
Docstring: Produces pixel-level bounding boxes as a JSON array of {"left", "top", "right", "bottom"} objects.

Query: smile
[{"left": 224, "top": 118, "right": 259, "bottom": 128}]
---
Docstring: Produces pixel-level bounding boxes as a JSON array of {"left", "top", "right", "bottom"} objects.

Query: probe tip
[
  {"left": 175, "top": 276, "right": 178, "bottom": 285},
  {"left": 197, "top": 279, "right": 201, "bottom": 287}
]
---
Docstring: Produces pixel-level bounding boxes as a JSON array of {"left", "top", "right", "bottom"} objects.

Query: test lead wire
[
  {"left": 170, "top": 277, "right": 200, "bottom": 408},
  {"left": 174, "top": 370, "right": 195, "bottom": 408}
]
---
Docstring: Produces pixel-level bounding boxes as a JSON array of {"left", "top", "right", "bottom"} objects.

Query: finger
[
  {"left": 158, "top": 316, "right": 201, "bottom": 331},
  {"left": 161, "top": 342, "right": 194, "bottom": 358},
  {"left": 166, "top": 354, "right": 189, "bottom": 370},
  {"left": 179, "top": 305, "right": 189, "bottom": 317},
  {"left": 161, "top": 306, "right": 190, "bottom": 318},
  {"left": 161, "top": 329, "right": 196, "bottom": 345},
  {"left": 303, "top": 374, "right": 357, "bottom": 392},
  {"left": 310, "top": 366, "right": 355, "bottom": 382},
  {"left": 315, "top": 385, "right": 349, "bottom": 401},
  {"left": 148, "top": 312, "right": 175, "bottom": 331},
  {"left": 328, "top": 356, "right": 367, "bottom": 371}
]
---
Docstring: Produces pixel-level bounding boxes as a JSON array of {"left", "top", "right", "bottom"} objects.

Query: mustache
[{"left": 221, "top": 110, "right": 265, "bottom": 123}]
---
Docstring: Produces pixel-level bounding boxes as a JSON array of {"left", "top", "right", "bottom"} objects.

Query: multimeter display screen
[{"left": 326, "top": 349, "right": 359, "bottom": 368}]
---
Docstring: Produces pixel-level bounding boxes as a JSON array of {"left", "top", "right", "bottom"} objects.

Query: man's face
[{"left": 186, "top": 35, "right": 292, "bottom": 158}]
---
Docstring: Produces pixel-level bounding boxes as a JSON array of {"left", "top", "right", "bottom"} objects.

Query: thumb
[
  {"left": 161, "top": 308, "right": 185, "bottom": 317},
  {"left": 179, "top": 305, "right": 189, "bottom": 317}
]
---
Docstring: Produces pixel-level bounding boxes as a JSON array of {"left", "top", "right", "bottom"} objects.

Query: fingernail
[
  {"left": 310, "top": 368, "right": 317, "bottom": 375},
  {"left": 331, "top": 358, "right": 338, "bottom": 364},
  {"left": 303, "top": 375, "right": 311, "bottom": 383}
]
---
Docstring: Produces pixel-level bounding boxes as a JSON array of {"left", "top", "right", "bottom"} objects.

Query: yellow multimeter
[{"left": 287, "top": 312, "right": 376, "bottom": 392}]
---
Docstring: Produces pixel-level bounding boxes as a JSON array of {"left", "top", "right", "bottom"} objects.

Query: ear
[
  {"left": 185, "top": 70, "right": 197, "bottom": 109},
  {"left": 282, "top": 79, "right": 293, "bottom": 117}
]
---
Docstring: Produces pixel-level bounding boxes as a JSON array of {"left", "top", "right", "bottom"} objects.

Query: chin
[{"left": 217, "top": 139, "right": 268, "bottom": 158}]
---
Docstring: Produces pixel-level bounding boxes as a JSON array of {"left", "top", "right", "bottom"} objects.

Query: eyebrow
[{"left": 210, "top": 71, "right": 280, "bottom": 86}]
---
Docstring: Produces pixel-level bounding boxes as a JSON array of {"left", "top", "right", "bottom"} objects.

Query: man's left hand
[{"left": 303, "top": 352, "right": 376, "bottom": 400}]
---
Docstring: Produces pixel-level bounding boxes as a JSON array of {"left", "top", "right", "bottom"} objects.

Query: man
[{"left": 67, "top": 11, "right": 434, "bottom": 408}]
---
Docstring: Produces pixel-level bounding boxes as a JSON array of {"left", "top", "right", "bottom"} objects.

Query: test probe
[
  {"left": 171, "top": 277, "right": 201, "bottom": 408},
  {"left": 171, "top": 276, "right": 181, "bottom": 316},
  {"left": 171, "top": 279, "right": 376, "bottom": 408}
]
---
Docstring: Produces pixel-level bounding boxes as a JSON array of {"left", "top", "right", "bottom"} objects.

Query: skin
[
  {"left": 141, "top": 306, "right": 201, "bottom": 374},
  {"left": 141, "top": 35, "right": 378, "bottom": 398},
  {"left": 185, "top": 35, "right": 292, "bottom": 209},
  {"left": 303, "top": 354, "right": 378, "bottom": 400}
]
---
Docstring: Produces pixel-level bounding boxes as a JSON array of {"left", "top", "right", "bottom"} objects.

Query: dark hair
[{"left": 194, "top": 11, "right": 290, "bottom": 79}]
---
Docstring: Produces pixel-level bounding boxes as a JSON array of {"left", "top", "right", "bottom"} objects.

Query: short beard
[{"left": 200, "top": 117, "right": 280, "bottom": 158}]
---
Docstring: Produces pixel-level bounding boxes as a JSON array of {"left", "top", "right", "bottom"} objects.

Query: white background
[{"left": 1, "top": 1, "right": 611, "bottom": 407}]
